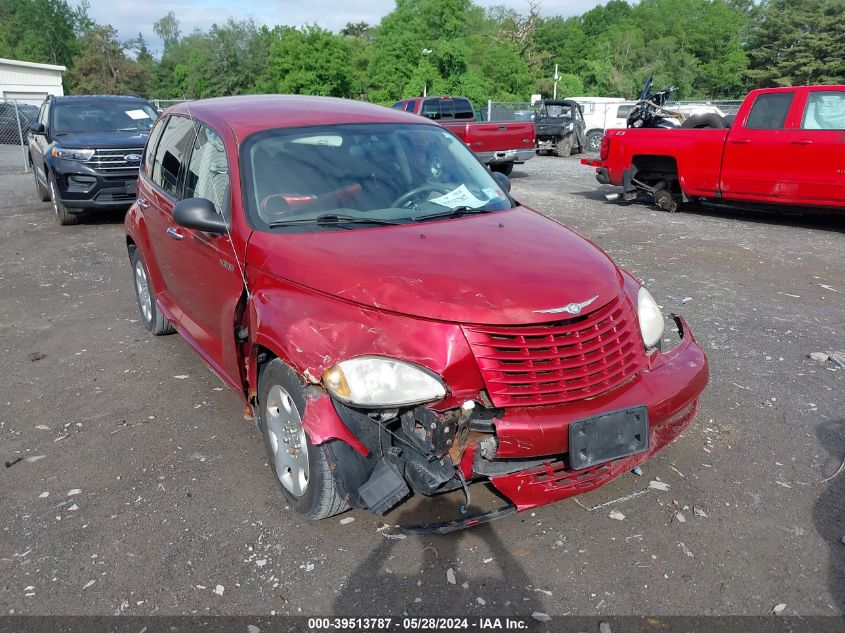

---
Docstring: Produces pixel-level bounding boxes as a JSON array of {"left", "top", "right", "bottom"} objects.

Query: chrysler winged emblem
[{"left": 534, "top": 295, "right": 599, "bottom": 315}]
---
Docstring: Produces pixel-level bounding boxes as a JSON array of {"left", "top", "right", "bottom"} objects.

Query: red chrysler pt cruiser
[{"left": 125, "top": 95, "right": 708, "bottom": 532}]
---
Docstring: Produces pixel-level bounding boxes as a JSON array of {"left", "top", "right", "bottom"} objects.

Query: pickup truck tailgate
[{"left": 445, "top": 121, "right": 535, "bottom": 154}]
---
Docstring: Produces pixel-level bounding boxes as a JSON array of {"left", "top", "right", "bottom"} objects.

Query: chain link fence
[
  {"left": 151, "top": 99, "right": 188, "bottom": 110},
  {"left": 0, "top": 98, "right": 38, "bottom": 174},
  {"left": 486, "top": 99, "right": 744, "bottom": 121}
]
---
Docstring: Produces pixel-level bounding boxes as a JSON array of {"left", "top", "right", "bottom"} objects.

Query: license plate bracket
[{"left": 568, "top": 406, "right": 649, "bottom": 470}]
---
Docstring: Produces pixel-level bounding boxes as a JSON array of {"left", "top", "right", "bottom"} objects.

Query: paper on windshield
[
  {"left": 125, "top": 109, "right": 151, "bottom": 120},
  {"left": 429, "top": 184, "right": 488, "bottom": 209}
]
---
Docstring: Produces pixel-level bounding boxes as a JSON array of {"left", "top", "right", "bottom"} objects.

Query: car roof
[
  {"left": 167, "top": 95, "right": 436, "bottom": 141},
  {"left": 540, "top": 99, "right": 580, "bottom": 107},
  {"left": 52, "top": 95, "right": 151, "bottom": 102}
]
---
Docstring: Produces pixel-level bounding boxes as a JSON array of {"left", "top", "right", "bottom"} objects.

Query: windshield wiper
[
  {"left": 413, "top": 206, "right": 495, "bottom": 222},
  {"left": 268, "top": 213, "right": 402, "bottom": 228}
]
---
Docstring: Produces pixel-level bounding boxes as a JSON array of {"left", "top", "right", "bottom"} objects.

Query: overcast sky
[{"left": 73, "top": 0, "right": 607, "bottom": 51}]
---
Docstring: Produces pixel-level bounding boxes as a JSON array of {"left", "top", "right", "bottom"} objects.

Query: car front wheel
[
  {"left": 49, "top": 174, "right": 80, "bottom": 226},
  {"left": 130, "top": 249, "right": 175, "bottom": 335},
  {"left": 257, "top": 358, "right": 349, "bottom": 520}
]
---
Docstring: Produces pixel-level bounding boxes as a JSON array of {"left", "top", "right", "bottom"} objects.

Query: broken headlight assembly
[
  {"left": 637, "top": 286, "right": 665, "bottom": 350},
  {"left": 322, "top": 356, "right": 446, "bottom": 408}
]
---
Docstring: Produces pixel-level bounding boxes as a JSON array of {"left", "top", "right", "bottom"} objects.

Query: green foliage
[
  {"left": 5, "top": 0, "right": 841, "bottom": 107},
  {"left": 746, "top": 0, "right": 845, "bottom": 87},
  {"left": 67, "top": 25, "right": 149, "bottom": 95}
]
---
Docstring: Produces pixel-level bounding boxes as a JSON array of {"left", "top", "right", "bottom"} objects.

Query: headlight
[
  {"left": 322, "top": 356, "right": 446, "bottom": 408},
  {"left": 51, "top": 147, "right": 95, "bottom": 161},
  {"left": 637, "top": 286, "right": 664, "bottom": 349}
]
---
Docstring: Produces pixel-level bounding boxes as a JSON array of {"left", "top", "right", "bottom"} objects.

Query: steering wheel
[{"left": 392, "top": 183, "right": 452, "bottom": 209}]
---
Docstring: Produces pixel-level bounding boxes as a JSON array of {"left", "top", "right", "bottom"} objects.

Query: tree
[
  {"left": 154, "top": 12, "right": 181, "bottom": 53},
  {"left": 264, "top": 26, "right": 355, "bottom": 97},
  {"left": 0, "top": 0, "right": 82, "bottom": 67},
  {"left": 68, "top": 25, "right": 148, "bottom": 95},
  {"left": 746, "top": 0, "right": 845, "bottom": 87}
]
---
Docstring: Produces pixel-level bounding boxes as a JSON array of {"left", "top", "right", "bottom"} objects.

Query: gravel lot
[{"left": 1, "top": 155, "right": 843, "bottom": 618}]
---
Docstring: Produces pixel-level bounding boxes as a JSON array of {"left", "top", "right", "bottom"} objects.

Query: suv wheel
[
  {"left": 257, "top": 358, "right": 349, "bottom": 520},
  {"left": 586, "top": 130, "right": 603, "bottom": 153},
  {"left": 130, "top": 250, "right": 175, "bottom": 335},
  {"left": 33, "top": 169, "right": 50, "bottom": 202},
  {"left": 49, "top": 174, "right": 80, "bottom": 226}
]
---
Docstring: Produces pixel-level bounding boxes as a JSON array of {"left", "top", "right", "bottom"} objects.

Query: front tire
[
  {"left": 257, "top": 359, "right": 349, "bottom": 520},
  {"left": 490, "top": 162, "right": 514, "bottom": 176},
  {"left": 49, "top": 174, "right": 80, "bottom": 226},
  {"left": 33, "top": 168, "right": 50, "bottom": 202},
  {"left": 130, "top": 249, "right": 175, "bottom": 335}
]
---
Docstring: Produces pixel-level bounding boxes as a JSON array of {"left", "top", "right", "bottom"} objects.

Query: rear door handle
[
  {"left": 166, "top": 227, "right": 184, "bottom": 241},
  {"left": 790, "top": 139, "right": 813, "bottom": 145},
  {"left": 137, "top": 197, "right": 149, "bottom": 208},
  {"left": 729, "top": 139, "right": 751, "bottom": 144}
]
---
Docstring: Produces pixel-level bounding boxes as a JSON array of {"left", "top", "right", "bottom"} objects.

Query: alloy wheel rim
[
  {"left": 134, "top": 261, "right": 153, "bottom": 323},
  {"left": 265, "top": 384, "right": 309, "bottom": 497}
]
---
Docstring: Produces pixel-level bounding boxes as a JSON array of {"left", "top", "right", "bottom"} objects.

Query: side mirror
[
  {"left": 491, "top": 171, "right": 511, "bottom": 193},
  {"left": 173, "top": 198, "right": 227, "bottom": 234},
  {"left": 31, "top": 123, "right": 45, "bottom": 135}
]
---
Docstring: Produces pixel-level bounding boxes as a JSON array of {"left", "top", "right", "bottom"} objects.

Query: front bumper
[
  {"left": 50, "top": 159, "right": 139, "bottom": 211},
  {"left": 476, "top": 149, "right": 536, "bottom": 165},
  {"left": 470, "top": 316, "right": 708, "bottom": 510}
]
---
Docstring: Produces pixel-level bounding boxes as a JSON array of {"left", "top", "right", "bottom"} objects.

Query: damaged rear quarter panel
[{"left": 246, "top": 266, "right": 485, "bottom": 410}]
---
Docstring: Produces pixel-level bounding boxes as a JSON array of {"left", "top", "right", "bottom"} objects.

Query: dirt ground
[{"left": 1, "top": 155, "right": 843, "bottom": 617}]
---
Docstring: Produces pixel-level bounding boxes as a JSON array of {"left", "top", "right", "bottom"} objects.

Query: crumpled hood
[
  {"left": 247, "top": 206, "right": 624, "bottom": 325},
  {"left": 52, "top": 131, "right": 149, "bottom": 149}
]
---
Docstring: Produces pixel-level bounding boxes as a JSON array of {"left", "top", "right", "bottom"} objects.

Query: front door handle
[
  {"left": 729, "top": 139, "right": 751, "bottom": 144},
  {"left": 137, "top": 197, "right": 149, "bottom": 208},
  {"left": 166, "top": 227, "right": 184, "bottom": 240},
  {"left": 790, "top": 139, "right": 813, "bottom": 145}
]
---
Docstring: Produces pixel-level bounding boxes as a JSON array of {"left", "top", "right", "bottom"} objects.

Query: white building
[{"left": 0, "top": 57, "right": 66, "bottom": 105}]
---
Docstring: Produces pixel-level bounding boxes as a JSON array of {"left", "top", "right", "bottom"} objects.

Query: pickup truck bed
[
  {"left": 394, "top": 96, "right": 535, "bottom": 175},
  {"left": 584, "top": 85, "right": 845, "bottom": 213}
]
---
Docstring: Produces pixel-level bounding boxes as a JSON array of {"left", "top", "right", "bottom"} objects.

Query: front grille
[
  {"left": 463, "top": 294, "right": 644, "bottom": 407},
  {"left": 86, "top": 148, "right": 144, "bottom": 173}
]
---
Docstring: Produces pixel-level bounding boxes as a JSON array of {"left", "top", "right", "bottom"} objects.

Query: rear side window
[
  {"left": 745, "top": 93, "right": 794, "bottom": 130},
  {"left": 152, "top": 115, "right": 195, "bottom": 197},
  {"left": 453, "top": 98, "right": 474, "bottom": 120},
  {"left": 404, "top": 100, "right": 417, "bottom": 112},
  {"left": 421, "top": 99, "right": 440, "bottom": 120},
  {"left": 183, "top": 125, "right": 230, "bottom": 221},
  {"left": 802, "top": 91, "right": 845, "bottom": 130},
  {"left": 143, "top": 116, "right": 167, "bottom": 178}
]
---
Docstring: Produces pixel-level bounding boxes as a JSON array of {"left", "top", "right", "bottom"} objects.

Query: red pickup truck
[
  {"left": 583, "top": 85, "right": 845, "bottom": 213},
  {"left": 393, "top": 96, "right": 535, "bottom": 176}
]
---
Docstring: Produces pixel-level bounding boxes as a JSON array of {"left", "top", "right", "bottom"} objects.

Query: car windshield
[
  {"left": 51, "top": 101, "right": 158, "bottom": 134},
  {"left": 242, "top": 123, "right": 512, "bottom": 231},
  {"left": 540, "top": 104, "right": 574, "bottom": 119}
]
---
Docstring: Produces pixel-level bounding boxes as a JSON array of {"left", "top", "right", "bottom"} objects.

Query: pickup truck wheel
[
  {"left": 49, "top": 174, "right": 80, "bottom": 226},
  {"left": 490, "top": 162, "right": 513, "bottom": 176},
  {"left": 681, "top": 113, "right": 727, "bottom": 129},
  {"left": 33, "top": 169, "right": 50, "bottom": 202},
  {"left": 586, "top": 130, "right": 603, "bottom": 153},
  {"left": 130, "top": 250, "right": 175, "bottom": 335},
  {"left": 553, "top": 138, "right": 572, "bottom": 157},
  {"left": 257, "top": 359, "right": 349, "bottom": 520}
]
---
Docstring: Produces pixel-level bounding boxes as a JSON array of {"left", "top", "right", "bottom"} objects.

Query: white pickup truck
[{"left": 568, "top": 96, "right": 726, "bottom": 153}]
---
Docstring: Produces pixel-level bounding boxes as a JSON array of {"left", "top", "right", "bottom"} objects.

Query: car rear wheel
[
  {"left": 130, "top": 249, "right": 175, "bottom": 335},
  {"left": 586, "top": 130, "right": 603, "bottom": 153},
  {"left": 33, "top": 169, "right": 50, "bottom": 202},
  {"left": 257, "top": 358, "right": 349, "bottom": 520},
  {"left": 553, "top": 138, "right": 572, "bottom": 157},
  {"left": 49, "top": 174, "right": 80, "bottom": 226},
  {"left": 490, "top": 162, "right": 513, "bottom": 176}
]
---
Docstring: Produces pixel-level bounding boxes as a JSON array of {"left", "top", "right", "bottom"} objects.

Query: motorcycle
[{"left": 626, "top": 77, "right": 727, "bottom": 129}]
